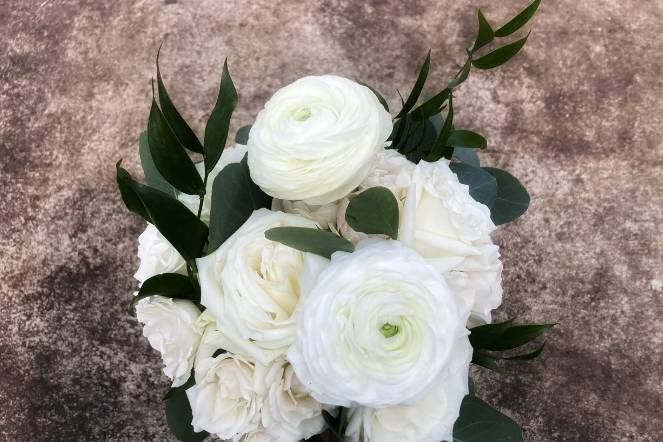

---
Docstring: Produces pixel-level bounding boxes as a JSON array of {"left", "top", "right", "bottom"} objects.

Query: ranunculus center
[
  {"left": 292, "top": 106, "right": 312, "bottom": 121},
  {"left": 380, "top": 322, "right": 399, "bottom": 338}
]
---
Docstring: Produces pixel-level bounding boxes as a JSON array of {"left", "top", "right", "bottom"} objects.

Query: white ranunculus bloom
[
  {"left": 288, "top": 240, "right": 470, "bottom": 408},
  {"left": 133, "top": 224, "right": 187, "bottom": 284},
  {"left": 345, "top": 339, "right": 472, "bottom": 442},
  {"left": 135, "top": 296, "right": 203, "bottom": 387},
  {"left": 261, "top": 359, "right": 327, "bottom": 442},
  {"left": 196, "top": 209, "right": 325, "bottom": 364},
  {"left": 241, "top": 428, "right": 273, "bottom": 442},
  {"left": 247, "top": 75, "right": 392, "bottom": 205},
  {"left": 187, "top": 353, "right": 264, "bottom": 440},
  {"left": 178, "top": 143, "right": 248, "bottom": 223}
]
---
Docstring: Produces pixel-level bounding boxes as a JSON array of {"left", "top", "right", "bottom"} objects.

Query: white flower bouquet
[{"left": 117, "top": 1, "right": 555, "bottom": 440}]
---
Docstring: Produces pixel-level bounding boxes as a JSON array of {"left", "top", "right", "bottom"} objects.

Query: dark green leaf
[
  {"left": 164, "top": 371, "right": 196, "bottom": 400},
  {"left": 204, "top": 59, "right": 238, "bottom": 174},
  {"left": 453, "top": 147, "right": 480, "bottom": 167},
  {"left": 345, "top": 187, "right": 399, "bottom": 239},
  {"left": 472, "top": 33, "right": 530, "bottom": 70},
  {"left": 472, "top": 9, "right": 495, "bottom": 52},
  {"left": 147, "top": 97, "right": 204, "bottom": 195},
  {"left": 468, "top": 377, "right": 476, "bottom": 396},
  {"left": 116, "top": 163, "right": 209, "bottom": 262},
  {"left": 411, "top": 88, "right": 450, "bottom": 120},
  {"left": 469, "top": 318, "right": 515, "bottom": 349},
  {"left": 447, "top": 57, "right": 472, "bottom": 89},
  {"left": 265, "top": 227, "right": 354, "bottom": 259},
  {"left": 207, "top": 156, "right": 271, "bottom": 253},
  {"left": 165, "top": 381, "right": 208, "bottom": 442},
  {"left": 486, "top": 324, "right": 556, "bottom": 351},
  {"left": 211, "top": 349, "right": 226, "bottom": 358},
  {"left": 453, "top": 396, "right": 523, "bottom": 442},
  {"left": 322, "top": 410, "right": 343, "bottom": 442},
  {"left": 391, "top": 113, "right": 412, "bottom": 151},
  {"left": 358, "top": 80, "right": 390, "bottom": 112},
  {"left": 450, "top": 162, "right": 497, "bottom": 208},
  {"left": 495, "top": 0, "right": 541, "bottom": 38},
  {"left": 448, "top": 129, "right": 487, "bottom": 150},
  {"left": 129, "top": 273, "right": 198, "bottom": 314},
  {"left": 235, "top": 125, "right": 252, "bottom": 145},
  {"left": 471, "top": 352, "right": 503, "bottom": 372},
  {"left": 501, "top": 341, "right": 547, "bottom": 360},
  {"left": 157, "top": 47, "right": 203, "bottom": 154},
  {"left": 425, "top": 94, "right": 454, "bottom": 161},
  {"left": 482, "top": 167, "right": 530, "bottom": 225},
  {"left": 138, "top": 131, "right": 175, "bottom": 195},
  {"left": 396, "top": 50, "right": 431, "bottom": 118}
]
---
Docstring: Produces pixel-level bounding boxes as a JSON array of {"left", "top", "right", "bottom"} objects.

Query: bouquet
[{"left": 117, "top": 1, "right": 555, "bottom": 440}]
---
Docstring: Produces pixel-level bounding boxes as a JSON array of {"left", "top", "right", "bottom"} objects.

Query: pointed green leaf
[
  {"left": 448, "top": 129, "right": 487, "bottom": 150},
  {"left": 447, "top": 57, "right": 472, "bottom": 89},
  {"left": 425, "top": 95, "right": 455, "bottom": 161},
  {"left": 396, "top": 50, "right": 431, "bottom": 118},
  {"left": 501, "top": 341, "right": 547, "bottom": 360},
  {"left": 450, "top": 162, "right": 497, "bottom": 208},
  {"left": 204, "top": 59, "right": 238, "bottom": 174},
  {"left": 486, "top": 324, "right": 556, "bottom": 351},
  {"left": 165, "top": 382, "right": 208, "bottom": 442},
  {"left": 138, "top": 131, "right": 175, "bottom": 195},
  {"left": 495, "top": 0, "right": 541, "bottom": 38},
  {"left": 147, "top": 98, "right": 204, "bottom": 195},
  {"left": 453, "top": 148, "right": 480, "bottom": 167},
  {"left": 345, "top": 187, "right": 400, "bottom": 239},
  {"left": 207, "top": 156, "right": 271, "bottom": 253},
  {"left": 472, "top": 33, "right": 530, "bottom": 70},
  {"left": 358, "top": 81, "right": 390, "bottom": 112},
  {"left": 453, "top": 396, "right": 523, "bottom": 442},
  {"left": 471, "top": 352, "right": 503, "bottom": 372},
  {"left": 116, "top": 161, "right": 150, "bottom": 221},
  {"left": 469, "top": 318, "right": 515, "bottom": 349},
  {"left": 472, "top": 9, "right": 495, "bottom": 52},
  {"left": 157, "top": 48, "right": 203, "bottom": 154},
  {"left": 482, "top": 167, "right": 530, "bottom": 225},
  {"left": 129, "top": 273, "right": 199, "bottom": 314},
  {"left": 235, "top": 125, "right": 252, "bottom": 145},
  {"left": 411, "top": 88, "right": 450, "bottom": 120},
  {"left": 265, "top": 227, "right": 354, "bottom": 259}
]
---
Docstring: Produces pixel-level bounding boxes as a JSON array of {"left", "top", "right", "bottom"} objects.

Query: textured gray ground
[{"left": 1, "top": 0, "right": 662, "bottom": 441}]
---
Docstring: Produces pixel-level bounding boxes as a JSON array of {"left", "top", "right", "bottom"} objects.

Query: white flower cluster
[{"left": 132, "top": 75, "right": 503, "bottom": 442}]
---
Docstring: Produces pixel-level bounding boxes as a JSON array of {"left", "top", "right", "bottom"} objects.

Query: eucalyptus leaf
[
  {"left": 447, "top": 129, "right": 487, "bottom": 150},
  {"left": 165, "top": 381, "right": 208, "bottom": 442},
  {"left": 139, "top": 131, "right": 175, "bottom": 195},
  {"left": 449, "top": 162, "right": 497, "bottom": 208},
  {"left": 472, "top": 9, "right": 495, "bottom": 52},
  {"left": 235, "top": 125, "right": 252, "bottom": 144},
  {"left": 472, "top": 33, "right": 530, "bottom": 70},
  {"left": 396, "top": 50, "right": 430, "bottom": 118},
  {"left": 345, "top": 187, "right": 400, "bottom": 239},
  {"left": 453, "top": 396, "right": 523, "bottom": 442},
  {"left": 129, "top": 273, "right": 198, "bottom": 314},
  {"left": 207, "top": 156, "right": 272, "bottom": 253},
  {"left": 482, "top": 167, "right": 530, "bottom": 225},
  {"left": 453, "top": 147, "right": 480, "bottom": 167},
  {"left": 495, "top": 0, "right": 541, "bottom": 38},
  {"left": 265, "top": 227, "right": 354, "bottom": 259},
  {"left": 147, "top": 98, "right": 204, "bottom": 195},
  {"left": 469, "top": 318, "right": 515, "bottom": 350},
  {"left": 157, "top": 47, "right": 203, "bottom": 154},
  {"left": 358, "top": 80, "right": 390, "bottom": 112},
  {"left": 425, "top": 94, "right": 454, "bottom": 161},
  {"left": 486, "top": 324, "right": 556, "bottom": 351},
  {"left": 204, "top": 59, "right": 238, "bottom": 174}
]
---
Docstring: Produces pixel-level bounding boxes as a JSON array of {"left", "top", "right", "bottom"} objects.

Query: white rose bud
[
  {"left": 135, "top": 296, "right": 203, "bottom": 387},
  {"left": 247, "top": 75, "right": 392, "bottom": 205},
  {"left": 261, "top": 360, "right": 327, "bottom": 442},
  {"left": 196, "top": 209, "right": 324, "bottom": 364},
  {"left": 288, "top": 240, "right": 470, "bottom": 408},
  {"left": 133, "top": 224, "right": 186, "bottom": 284}
]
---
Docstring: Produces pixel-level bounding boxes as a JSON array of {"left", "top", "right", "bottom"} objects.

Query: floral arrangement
[{"left": 117, "top": 1, "right": 555, "bottom": 441}]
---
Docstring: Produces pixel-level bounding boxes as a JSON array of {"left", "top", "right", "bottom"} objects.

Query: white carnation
[
  {"left": 133, "top": 224, "right": 186, "bottom": 284},
  {"left": 247, "top": 75, "right": 392, "bottom": 205}
]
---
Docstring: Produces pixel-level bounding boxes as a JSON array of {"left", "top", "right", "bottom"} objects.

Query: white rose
[
  {"left": 288, "top": 240, "right": 470, "bottom": 408},
  {"left": 272, "top": 198, "right": 340, "bottom": 231},
  {"left": 135, "top": 296, "right": 203, "bottom": 387},
  {"left": 178, "top": 143, "right": 248, "bottom": 223},
  {"left": 247, "top": 75, "right": 392, "bottom": 205},
  {"left": 241, "top": 429, "right": 273, "bottom": 442},
  {"left": 345, "top": 339, "right": 472, "bottom": 442},
  {"left": 261, "top": 360, "right": 327, "bottom": 442},
  {"left": 196, "top": 209, "right": 323, "bottom": 364},
  {"left": 133, "top": 224, "right": 186, "bottom": 284},
  {"left": 187, "top": 353, "right": 264, "bottom": 440}
]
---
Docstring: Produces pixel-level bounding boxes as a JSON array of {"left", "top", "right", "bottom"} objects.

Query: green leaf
[
  {"left": 471, "top": 352, "right": 503, "bottom": 372},
  {"left": 469, "top": 318, "right": 515, "bottom": 349},
  {"left": 447, "top": 57, "right": 472, "bottom": 89},
  {"left": 482, "top": 167, "right": 530, "bottom": 225},
  {"left": 165, "top": 382, "right": 208, "bottom": 442},
  {"left": 450, "top": 162, "right": 497, "bottom": 208},
  {"left": 116, "top": 163, "right": 209, "bottom": 262},
  {"left": 164, "top": 371, "right": 196, "bottom": 400},
  {"left": 207, "top": 156, "right": 271, "bottom": 253},
  {"left": 147, "top": 97, "right": 204, "bottom": 195},
  {"left": 322, "top": 410, "right": 344, "bottom": 442},
  {"left": 453, "top": 396, "right": 523, "bottom": 442},
  {"left": 156, "top": 47, "right": 203, "bottom": 154},
  {"left": 468, "top": 377, "right": 476, "bottom": 396},
  {"left": 129, "top": 273, "right": 199, "bottom": 314},
  {"left": 495, "top": 0, "right": 541, "bottom": 38},
  {"left": 425, "top": 94, "right": 454, "bottom": 161},
  {"left": 486, "top": 324, "right": 556, "bottom": 351},
  {"left": 411, "top": 88, "right": 450, "bottom": 120},
  {"left": 204, "top": 59, "right": 238, "bottom": 174},
  {"left": 472, "top": 33, "right": 530, "bottom": 70},
  {"left": 265, "top": 227, "right": 354, "bottom": 259},
  {"left": 396, "top": 50, "right": 431, "bottom": 118},
  {"left": 358, "top": 80, "right": 390, "bottom": 112},
  {"left": 345, "top": 187, "right": 399, "bottom": 239},
  {"left": 453, "top": 147, "right": 480, "bottom": 167},
  {"left": 472, "top": 9, "right": 495, "bottom": 52},
  {"left": 501, "top": 341, "right": 547, "bottom": 360},
  {"left": 447, "top": 129, "right": 487, "bottom": 150},
  {"left": 138, "top": 131, "right": 175, "bottom": 195},
  {"left": 235, "top": 125, "right": 252, "bottom": 145}
]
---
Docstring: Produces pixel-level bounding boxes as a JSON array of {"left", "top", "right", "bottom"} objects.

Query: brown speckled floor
[{"left": 1, "top": 1, "right": 662, "bottom": 441}]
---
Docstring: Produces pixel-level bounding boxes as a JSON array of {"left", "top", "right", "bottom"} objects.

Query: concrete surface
[{"left": 1, "top": 0, "right": 662, "bottom": 440}]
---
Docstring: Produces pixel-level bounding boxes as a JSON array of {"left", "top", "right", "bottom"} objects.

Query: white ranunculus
[
  {"left": 261, "top": 360, "right": 327, "bottom": 442},
  {"left": 187, "top": 353, "right": 264, "bottom": 440},
  {"left": 135, "top": 296, "right": 203, "bottom": 387},
  {"left": 196, "top": 209, "right": 324, "bottom": 364},
  {"left": 345, "top": 339, "right": 472, "bottom": 442},
  {"left": 178, "top": 144, "right": 248, "bottom": 223},
  {"left": 133, "top": 224, "right": 187, "bottom": 284},
  {"left": 288, "top": 240, "right": 470, "bottom": 408},
  {"left": 241, "top": 429, "right": 273, "bottom": 442},
  {"left": 247, "top": 75, "right": 392, "bottom": 205}
]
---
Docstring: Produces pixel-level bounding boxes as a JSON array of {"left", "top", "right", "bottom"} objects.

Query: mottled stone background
[{"left": 1, "top": 0, "right": 662, "bottom": 440}]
